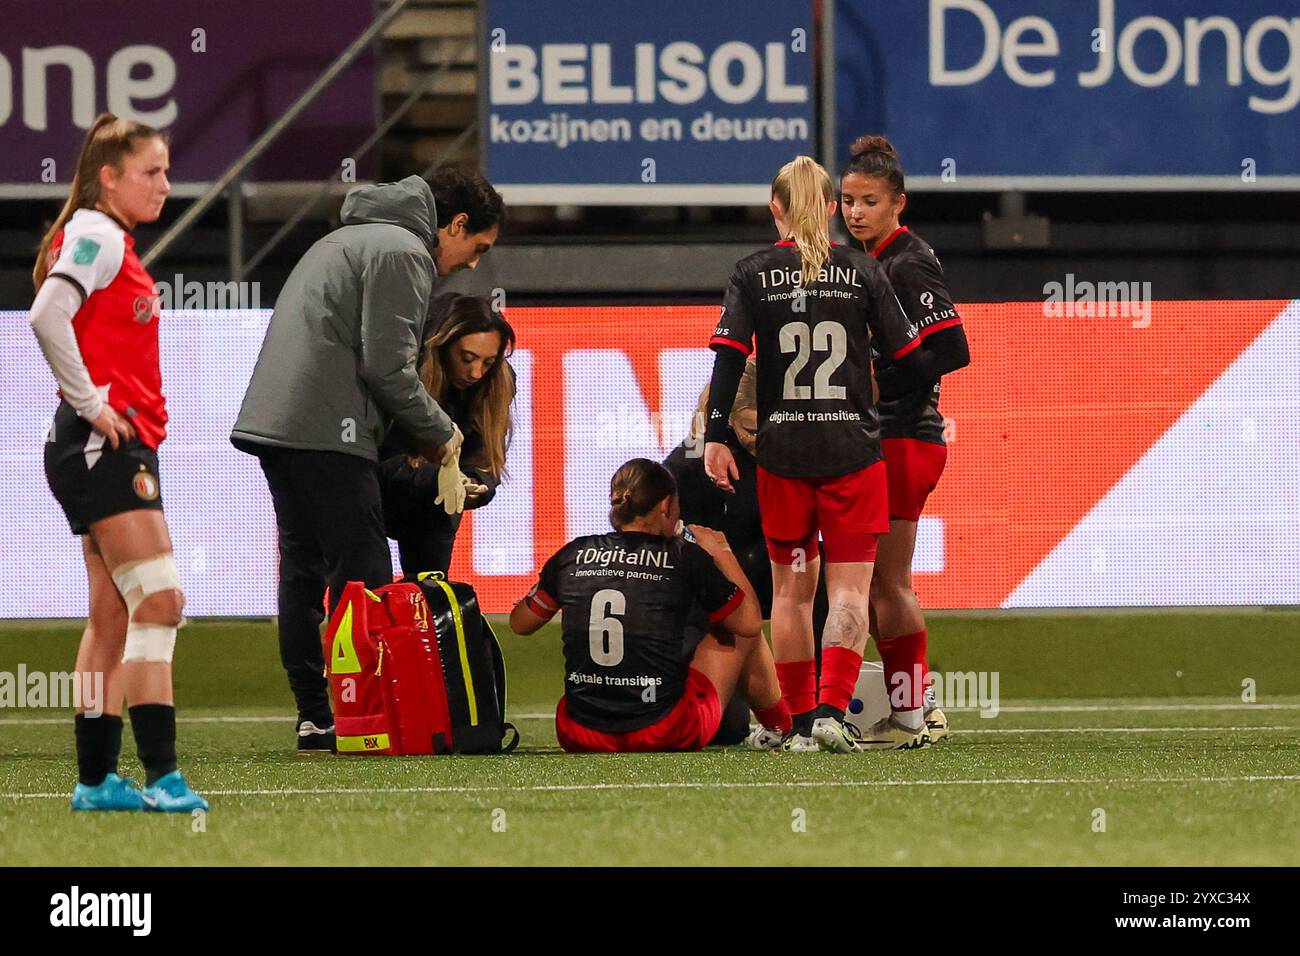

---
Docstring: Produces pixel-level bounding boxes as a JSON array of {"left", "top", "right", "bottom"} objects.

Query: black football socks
[
  {"left": 128, "top": 703, "right": 178, "bottom": 785},
  {"left": 74, "top": 713, "right": 123, "bottom": 786}
]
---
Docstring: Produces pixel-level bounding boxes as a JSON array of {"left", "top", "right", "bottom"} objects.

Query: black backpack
[{"left": 410, "top": 572, "right": 520, "bottom": 754}]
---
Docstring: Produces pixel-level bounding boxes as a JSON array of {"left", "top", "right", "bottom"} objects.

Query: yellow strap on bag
[{"left": 419, "top": 571, "right": 478, "bottom": 726}]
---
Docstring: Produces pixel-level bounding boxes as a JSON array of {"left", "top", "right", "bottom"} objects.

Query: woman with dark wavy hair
[{"left": 379, "top": 293, "right": 516, "bottom": 576}]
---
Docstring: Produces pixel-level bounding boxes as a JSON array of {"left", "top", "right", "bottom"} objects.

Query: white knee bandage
[{"left": 112, "top": 554, "right": 183, "bottom": 663}]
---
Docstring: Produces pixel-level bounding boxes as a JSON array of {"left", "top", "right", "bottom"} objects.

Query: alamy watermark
[
  {"left": 594, "top": 405, "right": 707, "bottom": 457},
  {"left": 1043, "top": 273, "right": 1152, "bottom": 328},
  {"left": 154, "top": 274, "right": 261, "bottom": 310},
  {"left": 893, "top": 665, "right": 1000, "bottom": 717},
  {"left": 50, "top": 886, "right": 150, "bottom": 936},
  {"left": 0, "top": 665, "right": 104, "bottom": 717}
]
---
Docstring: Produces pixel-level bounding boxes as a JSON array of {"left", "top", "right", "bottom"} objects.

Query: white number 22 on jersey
[
  {"left": 780, "top": 321, "right": 847, "bottom": 400},
  {"left": 588, "top": 588, "right": 625, "bottom": 666}
]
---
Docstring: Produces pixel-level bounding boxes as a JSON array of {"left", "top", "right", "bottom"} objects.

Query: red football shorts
[
  {"left": 757, "top": 461, "right": 887, "bottom": 564},
  {"left": 554, "top": 668, "right": 722, "bottom": 753},
  {"left": 882, "top": 438, "right": 948, "bottom": 522}
]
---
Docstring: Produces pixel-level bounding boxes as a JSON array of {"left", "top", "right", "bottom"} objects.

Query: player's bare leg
[
  {"left": 738, "top": 629, "right": 782, "bottom": 715},
  {"left": 770, "top": 553, "right": 819, "bottom": 661},
  {"left": 92, "top": 510, "right": 180, "bottom": 707},
  {"left": 690, "top": 626, "right": 788, "bottom": 749},
  {"left": 689, "top": 632, "right": 751, "bottom": 712},
  {"left": 732, "top": 628, "right": 791, "bottom": 748},
  {"left": 68, "top": 534, "right": 142, "bottom": 810},
  {"left": 770, "top": 555, "right": 820, "bottom": 748},
  {"left": 84, "top": 509, "right": 207, "bottom": 811},
  {"left": 811, "top": 560, "right": 874, "bottom": 752},
  {"left": 868, "top": 518, "right": 939, "bottom": 747},
  {"left": 76, "top": 536, "right": 128, "bottom": 717},
  {"left": 871, "top": 518, "right": 923, "bottom": 636}
]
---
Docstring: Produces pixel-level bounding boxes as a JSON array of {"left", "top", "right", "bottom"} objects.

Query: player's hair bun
[
  {"left": 608, "top": 459, "right": 677, "bottom": 531},
  {"left": 850, "top": 134, "right": 897, "bottom": 159},
  {"left": 842, "top": 134, "right": 905, "bottom": 196}
]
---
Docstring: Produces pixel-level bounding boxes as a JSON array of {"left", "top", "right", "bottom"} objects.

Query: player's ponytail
[
  {"left": 772, "top": 155, "right": 835, "bottom": 287},
  {"left": 842, "top": 134, "right": 905, "bottom": 197},
  {"left": 33, "top": 113, "right": 165, "bottom": 292},
  {"left": 609, "top": 458, "right": 678, "bottom": 531}
]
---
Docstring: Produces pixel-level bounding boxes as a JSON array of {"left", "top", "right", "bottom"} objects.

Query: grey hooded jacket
[{"left": 231, "top": 175, "right": 454, "bottom": 461}]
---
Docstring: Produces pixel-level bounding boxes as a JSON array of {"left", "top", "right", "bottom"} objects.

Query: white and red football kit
[{"left": 45, "top": 208, "right": 166, "bottom": 448}]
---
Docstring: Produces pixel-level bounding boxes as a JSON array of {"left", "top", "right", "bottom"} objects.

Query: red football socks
[
  {"left": 818, "top": 646, "right": 864, "bottom": 713},
  {"left": 774, "top": 659, "right": 817, "bottom": 716},
  {"left": 754, "top": 698, "right": 793, "bottom": 735},
  {"left": 878, "top": 629, "right": 928, "bottom": 711}
]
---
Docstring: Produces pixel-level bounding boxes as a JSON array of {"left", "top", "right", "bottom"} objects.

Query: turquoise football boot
[
  {"left": 70, "top": 773, "right": 148, "bottom": 811},
  {"left": 141, "top": 771, "right": 209, "bottom": 813}
]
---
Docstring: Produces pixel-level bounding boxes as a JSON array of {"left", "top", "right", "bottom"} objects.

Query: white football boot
[
  {"left": 811, "top": 715, "right": 862, "bottom": 753},
  {"left": 859, "top": 714, "right": 931, "bottom": 750},
  {"left": 780, "top": 732, "right": 821, "bottom": 753},
  {"left": 923, "top": 685, "right": 950, "bottom": 743},
  {"left": 742, "top": 724, "right": 785, "bottom": 751},
  {"left": 924, "top": 708, "right": 950, "bottom": 744}
]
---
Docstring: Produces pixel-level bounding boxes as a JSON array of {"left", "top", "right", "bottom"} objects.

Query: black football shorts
[{"left": 44, "top": 400, "right": 164, "bottom": 536}]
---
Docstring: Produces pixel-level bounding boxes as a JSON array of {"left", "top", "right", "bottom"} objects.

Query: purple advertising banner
[{"left": 1, "top": 0, "right": 376, "bottom": 183}]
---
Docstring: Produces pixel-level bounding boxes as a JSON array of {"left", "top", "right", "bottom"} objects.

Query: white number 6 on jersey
[{"left": 588, "top": 589, "right": 626, "bottom": 666}]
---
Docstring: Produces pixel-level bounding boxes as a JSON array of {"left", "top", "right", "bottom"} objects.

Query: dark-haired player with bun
[
  {"left": 704, "top": 156, "right": 931, "bottom": 753},
  {"left": 840, "top": 135, "right": 971, "bottom": 747},
  {"left": 510, "top": 458, "right": 790, "bottom": 752}
]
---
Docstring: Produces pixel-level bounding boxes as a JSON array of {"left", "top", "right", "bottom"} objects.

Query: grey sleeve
[{"left": 358, "top": 251, "right": 454, "bottom": 448}]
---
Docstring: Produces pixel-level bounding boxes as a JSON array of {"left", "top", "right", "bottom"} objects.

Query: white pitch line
[
  {"left": 968, "top": 704, "right": 1300, "bottom": 713},
  {"left": 0, "top": 716, "right": 1292, "bottom": 736},
  {"left": 1, "top": 703, "right": 1299, "bottom": 726},
  {"left": 518, "top": 704, "right": 1300, "bottom": 718},
  {"left": 959, "top": 725, "right": 1298, "bottom": 734},
  {"left": 6, "top": 773, "right": 1300, "bottom": 801},
  {"left": 0, "top": 715, "right": 299, "bottom": 726},
  {"left": 513, "top": 704, "right": 1300, "bottom": 719}
]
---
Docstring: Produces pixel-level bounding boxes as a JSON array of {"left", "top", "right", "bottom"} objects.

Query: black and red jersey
[
  {"left": 710, "top": 241, "right": 915, "bottom": 478},
  {"left": 871, "top": 227, "right": 962, "bottom": 445},
  {"left": 524, "top": 531, "right": 742, "bottom": 732}
]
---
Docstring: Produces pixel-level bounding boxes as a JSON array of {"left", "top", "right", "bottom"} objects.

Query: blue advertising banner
[
  {"left": 484, "top": 0, "right": 815, "bottom": 204},
  {"left": 835, "top": 0, "right": 1300, "bottom": 188}
]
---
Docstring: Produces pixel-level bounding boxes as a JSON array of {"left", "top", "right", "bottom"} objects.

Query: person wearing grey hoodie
[{"left": 231, "top": 169, "right": 503, "bottom": 752}]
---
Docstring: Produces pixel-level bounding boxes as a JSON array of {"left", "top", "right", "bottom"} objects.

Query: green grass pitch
[{"left": 1, "top": 611, "right": 1298, "bottom": 866}]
